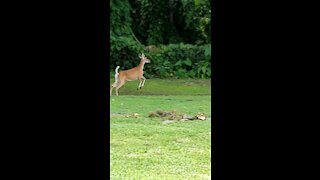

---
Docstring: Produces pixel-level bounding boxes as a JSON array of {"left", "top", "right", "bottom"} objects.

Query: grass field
[
  {"left": 110, "top": 78, "right": 211, "bottom": 96},
  {"left": 110, "top": 79, "right": 211, "bottom": 179}
]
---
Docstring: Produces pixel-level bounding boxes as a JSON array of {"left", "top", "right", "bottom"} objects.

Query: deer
[{"left": 110, "top": 53, "right": 151, "bottom": 96}]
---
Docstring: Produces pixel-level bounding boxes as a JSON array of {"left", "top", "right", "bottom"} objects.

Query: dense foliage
[{"left": 110, "top": 0, "right": 211, "bottom": 78}]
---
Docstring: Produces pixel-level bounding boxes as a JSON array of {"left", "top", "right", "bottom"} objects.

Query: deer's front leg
[{"left": 137, "top": 78, "right": 143, "bottom": 90}]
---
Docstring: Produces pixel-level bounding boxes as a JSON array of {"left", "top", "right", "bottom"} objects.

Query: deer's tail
[{"left": 114, "top": 66, "right": 120, "bottom": 83}]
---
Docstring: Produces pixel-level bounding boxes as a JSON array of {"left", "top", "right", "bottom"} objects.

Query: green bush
[
  {"left": 145, "top": 43, "right": 211, "bottom": 79},
  {"left": 110, "top": 43, "right": 211, "bottom": 79}
]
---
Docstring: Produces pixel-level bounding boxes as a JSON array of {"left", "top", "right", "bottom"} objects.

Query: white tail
[
  {"left": 114, "top": 66, "right": 120, "bottom": 83},
  {"left": 110, "top": 53, "right": 151, "bottom": 96}
]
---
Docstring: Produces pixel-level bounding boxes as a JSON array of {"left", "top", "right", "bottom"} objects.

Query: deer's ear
[{"left": 139, "top": 54, "right": 142, "bottom": 58}]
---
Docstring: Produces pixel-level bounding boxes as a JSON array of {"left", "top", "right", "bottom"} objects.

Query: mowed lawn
[
  {"left": 110, "top": 79, "right": 211, "bottom": 180},
  {"left": 110, "top": 78, "right": 211, "bottom": 95}
]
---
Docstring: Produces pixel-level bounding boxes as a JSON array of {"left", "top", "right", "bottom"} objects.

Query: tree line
[{"left": 110, "top": 0, "right": 211, "bottom": 79}]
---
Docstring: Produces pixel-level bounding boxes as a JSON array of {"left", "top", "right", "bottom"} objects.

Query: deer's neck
[{"left": 137, "top": 60, "right": 145, "bottom": 70}]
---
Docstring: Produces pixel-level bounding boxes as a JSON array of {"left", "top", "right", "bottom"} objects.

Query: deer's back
[{"left": 119, "top": 67, "right": 143, "bottom": 81}]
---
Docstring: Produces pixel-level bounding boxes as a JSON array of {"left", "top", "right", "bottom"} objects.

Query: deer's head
[{"left": 139, "top": 53, "right": 151, "bottom": 63}]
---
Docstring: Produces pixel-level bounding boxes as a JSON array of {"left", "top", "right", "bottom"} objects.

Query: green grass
[
  {"left": 110, "top": 79, "right": 211, "bottom": 179},
  {"left": 110, "top": 78, "right": 211, "bottom": 96}
]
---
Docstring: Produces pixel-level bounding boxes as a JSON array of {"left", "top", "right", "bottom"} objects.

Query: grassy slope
[{"left": 110, "top": 79, "right": 211, "bottom": 179}]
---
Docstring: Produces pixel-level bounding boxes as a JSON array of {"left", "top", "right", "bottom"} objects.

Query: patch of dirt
[
  {"left": 111, "top": 111, "right": 209, "bottom": 123},
  {"left": 148, "top": 110, "right": 207, "bottom": 122},
  {"left": 110, "top": 112, "right": 139, "bottom": 118},
  {"left": 125, "top": 113, "right": 139, "bottom": 118}
]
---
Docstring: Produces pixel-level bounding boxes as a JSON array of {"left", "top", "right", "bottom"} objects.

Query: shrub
[
  {"left": 110, "top": 43, "right": 211, "bottom": 79},
  {"left": 145, "top": 43, "right": 211, "bottom": 79}
]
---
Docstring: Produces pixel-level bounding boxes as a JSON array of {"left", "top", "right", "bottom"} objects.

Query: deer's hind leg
[
  {"left": 110, "top": 81, "right": 118, "bottom": 96},
  {"left": 115, "top": 80, "right": 126, "bottom": 96}
]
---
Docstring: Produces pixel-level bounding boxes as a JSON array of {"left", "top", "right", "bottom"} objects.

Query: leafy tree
[{"left": 110, "top": 0, "right": 212, "bottom": 79}]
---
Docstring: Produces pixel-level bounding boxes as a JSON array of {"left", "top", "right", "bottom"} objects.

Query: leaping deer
[{"left": 110, "top": 53, "right": 151, "bottom": 96}]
